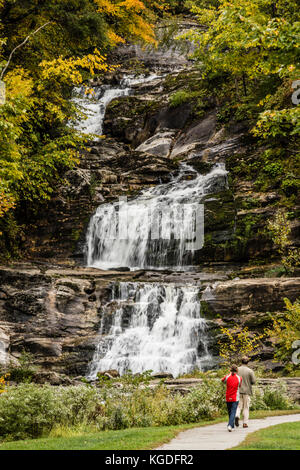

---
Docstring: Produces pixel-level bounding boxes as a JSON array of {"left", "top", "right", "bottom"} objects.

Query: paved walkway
[{"left": 157, "top": 414, "right": 300, "bottom": 450}]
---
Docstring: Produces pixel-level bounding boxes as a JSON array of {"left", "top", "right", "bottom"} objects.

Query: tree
[
  {"left": 184, "top": 0, "right": 300, "bottom": 140},
  {"left": 218, "top": 325, "right": 265, "bottom": 365},
  {"left": 186, "top": 0, "right": 299, "bottom": 80},
  {"left": 268, "top": 209, "right": 300, "bottom": 272},
  {"left": 0, "top": 0, "right": 164, "bottom": 255},
  {"left": 94, "top": 0, "right": 159, "bottom": 45}
]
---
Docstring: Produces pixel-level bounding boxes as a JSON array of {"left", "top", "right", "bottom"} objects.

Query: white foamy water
[
  {"left": 80, "top": 75, "right": 225, "bottom": 377},
  {"left": 0, "top": 340, "right": 7, "bottom": 366},
  {"left": 87, "top": 282, "right": 211, "bottom": 379},
  {"left": 86, "top": 163, "right": 228, "bottom": 270},
  {"left": 72, "top": 74, "right": 161, "bottom": 137}
]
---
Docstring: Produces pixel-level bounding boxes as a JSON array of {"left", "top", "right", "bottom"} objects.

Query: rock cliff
[
  {"left": 0, "top": 264, "right": 299, "bottom": 383},
  {"left": 0, "top": 24, "right": 299, "bottom": 384}
]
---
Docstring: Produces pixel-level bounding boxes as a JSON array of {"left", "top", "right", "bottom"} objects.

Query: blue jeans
[{"left": 226, "top": 401, "right": 239, "bottom": 428}]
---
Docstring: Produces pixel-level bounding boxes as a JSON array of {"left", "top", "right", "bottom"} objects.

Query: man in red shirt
[{"left": 221, "top": 365, "right": 242, "bottom": 432}]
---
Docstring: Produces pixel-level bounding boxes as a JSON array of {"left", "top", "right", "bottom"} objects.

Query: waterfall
[
  {"left": 72, "top": 74, "right": 161, "bottom": 137},
  {"left": 87, "top": 282, "right": 211, "bottom": 379},
  {"left": 86, "top": 163, "right": 228, "bottom": 270},
  {"left": 0, "top": 340, "right": 7, "bottom": 367},
  {"left": 81, "top": 74, "right": 226, "bottom": 377}
]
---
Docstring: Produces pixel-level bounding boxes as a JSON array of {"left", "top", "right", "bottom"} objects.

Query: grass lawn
[
  {"left": 232, "top": 421, "right": 300, "bottom": 450},
  {"left": 0, "top": 410, "right": 299, "bottom": 450}
]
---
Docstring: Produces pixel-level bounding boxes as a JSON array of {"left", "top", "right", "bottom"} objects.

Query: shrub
[
  {"left": 251, "top": 382, "right": 295, "bottom": 411},
  {"left": 0, "top": 384, "right": 100, "bottom": 440},
  {"left": 108, "top": 405, "right": 131, "bottom": 430},
  {"left": 0, "top": 375, "right": 297, "bottom": 441},
  {"left": 266, "top": 297, "right": 300, "bottom": 365},
  {"left": 182, "top": 380, "right": 226, "bottom": 422},
  {"left": 7, "top": 351, "right": 35, "bottom": 383},
  {"left": 250, "top": 387, "right": 269, "bottom": 410},
  {"left": 262, "top": 385, "right": 294, "bottom": 410},
  {"left": 268, "top": 211, "right": 300, "bottom": 273},
  {"left": 169, "top": 90, "right": 192, "bottom": 107},
  {"left": 218, "top": 326, "right": 265, "bottom": 365}
]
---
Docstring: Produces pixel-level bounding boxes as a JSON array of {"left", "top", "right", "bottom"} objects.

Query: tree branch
[{"left": 0, "top": 22, "right": 51, "bottom": 80}]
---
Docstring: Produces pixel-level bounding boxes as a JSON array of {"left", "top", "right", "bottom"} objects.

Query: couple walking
[{"left": 221, "top": 356, "right": 256, "bottom": 432}]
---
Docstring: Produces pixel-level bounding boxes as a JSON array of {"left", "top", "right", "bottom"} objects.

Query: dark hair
[
  {"left": 241, "top": 356, "right": 249, "bottom": 364},
  {"left": 230, "top": 364, "right": 238, "bottom": 373}
]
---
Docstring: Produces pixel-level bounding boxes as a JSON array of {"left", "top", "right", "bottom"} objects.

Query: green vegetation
[
  {"left": 169, "top": 88, "right": 208, "bottom": 117},
  {"left": 266, "top": 298, "right": 300, "bottom": 372},
  {"left": 0, "top": 371, "right": 297, "bottom": 443},
  {"left": 186, "top": 0, "right": 299, "bottom": 138},
  {"left": 218, "top": 326, "right": 265, "bottom": 365},
  {"left": 0, "top": 0, "right": 171, "bottom": 258},
  {"left": 250, "top": 383, "right": 296, "bottom": 411},
  {"left": 0, "top": 424, "right": 201, "bottom": 451},
  {"left": 6, "top": 350, "right": 36, "bottom": 383},
  {"left": 0, "top": 0, "right": 299, "bottom": 261},
  {"left": 0, "top": 410, "right": 299, "bottom": 450},
  {"left": 268, "top": 210, "right": 300, "bottom": 272},
  {"left": 0, "top": 378, "right": 224, "bottom": 441},
  {"left": 169, "top": 0, "right": 300, "bottom": 263},
  {"left": 232, "top": 421, "right": 300, "bottom": 450}
]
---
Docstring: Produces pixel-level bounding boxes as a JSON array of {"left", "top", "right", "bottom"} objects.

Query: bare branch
[{"left": 0, "top": 22, "right": 51, "bottom": 80}]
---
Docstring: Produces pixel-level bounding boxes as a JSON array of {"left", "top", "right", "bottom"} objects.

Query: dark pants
[{"left": 226, "top": 401, "right": 239, "bottom": 428}]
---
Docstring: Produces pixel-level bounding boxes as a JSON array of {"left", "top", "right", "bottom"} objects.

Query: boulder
[
  {"left": 32, "top": 371, "right": 73, "bottom": 385},
  {"left": 152, "top": 373, "right": 173, "bottom": 379},
  {"left": 135, "top": 130, "right": 176, "bottom": 158},
  {"left": 98, "top": 369, "right": 120, "bottom": 379},
  {"left": 170, "top": 112, "right": 217, "bottom": 158}
]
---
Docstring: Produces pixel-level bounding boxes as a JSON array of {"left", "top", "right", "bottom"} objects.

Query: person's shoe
[
  {"left": 243, "top": 423, "right": 248, "bottom": 428},
  {"left": 235, "top": 417, "right": 239, "bottom": 427},
  {"left": 227, "top": 425, "right": 232, "bottom": 432}
]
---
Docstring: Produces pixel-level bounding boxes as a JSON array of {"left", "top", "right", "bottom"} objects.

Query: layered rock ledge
[{"left": 0, "top": 264, "right": 299, "bottom": 382}]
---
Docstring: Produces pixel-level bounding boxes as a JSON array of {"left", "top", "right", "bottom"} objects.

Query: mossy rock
[
  {"left": 203, "top": 190, "right": 236, "bottom": 233},
  {"left": 105, "top": 96, "right": 161, "bottom": 123},
  {"left": 200, "top": 300, "right": 217, "bottom": 319}
]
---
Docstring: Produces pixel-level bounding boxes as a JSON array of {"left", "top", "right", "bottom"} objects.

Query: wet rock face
[
  {"left": 21, "top": 58, "right": 285, "bottom": 264},
  {"left": 111, "top": 17, "right": 198, "bottom": 71},
  {"left": 201, "top": 277, "right": 300, "bottom": 364},
  {"left": 5, "top": 32, "right": 297, "bottom": 381},
  {"left": 170, "top": 112, "right": 217, "bottom": 159},
  {"left": 24, "top": 139, "right": 178, "bottom": 259},
  {"left": 203, "top": 278, "right": 300, "bottom": 317},
  {"left": 135, "top": 130, "right": 176, "bottom": 158},
  {"left": 0, "top": 267, "right": 108, "bottom": 377}
]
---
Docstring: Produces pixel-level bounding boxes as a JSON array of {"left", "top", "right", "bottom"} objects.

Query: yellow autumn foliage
[
  {"left": 107, "top": 30, "right": 126, "bottom": 46},
  {"left": 0, "top": 189, "right": 15, "bottom": 222},
  {"left": 218, "top": 326, "right": 265, "bottom": 365},
  {"left": 0, "top": 373, "right": 9, "bottom": 394},
  {"left": 39, "top": 49, "right": 113, "bottom": 85},
  {"left": 94, "top": 0, "right": 158, "bottom": 45}
]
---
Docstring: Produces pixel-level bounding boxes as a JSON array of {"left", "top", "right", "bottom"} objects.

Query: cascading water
[
  {"left": 81, "top": 73, "right": 225, "bottom": 377},
  {"left": 87, "top": 282, "right": 211, "bottom": 379},
  {"left": 0, "top": 340, "right": 7, "bottom": 367},
  {"left": 86, "top": 163, "right": 228, "bottom": 270},
  {"left": 72, "top": 74, "right": 161, "bottom": 137}
]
